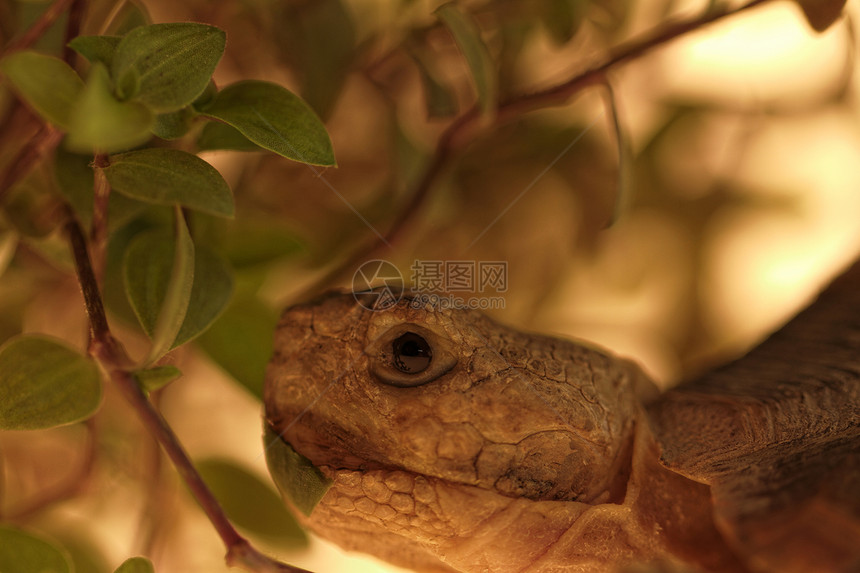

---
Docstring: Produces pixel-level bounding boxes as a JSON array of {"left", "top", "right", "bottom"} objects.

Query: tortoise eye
[
  {"left": 368, "top": 324, "right": 457, "bottom": 387},
  {"left": 392, "top": 332, "right": 432, "bottom": 373}
]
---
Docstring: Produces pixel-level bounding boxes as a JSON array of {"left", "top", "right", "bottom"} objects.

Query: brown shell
[{"left": 648, "top": 260, "right": 860, "bottom": 572}]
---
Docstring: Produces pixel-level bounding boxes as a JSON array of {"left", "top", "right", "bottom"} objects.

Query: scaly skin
[{"left": 265, "top": 293, "right": 745, "bottom": 572}]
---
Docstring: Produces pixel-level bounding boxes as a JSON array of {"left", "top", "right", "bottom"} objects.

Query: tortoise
[{"left": 263, "top": 260, "right": 860, "bottom": 573}]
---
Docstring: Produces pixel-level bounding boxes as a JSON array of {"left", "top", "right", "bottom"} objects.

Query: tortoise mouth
[{"left": 268, "top": 408, "right": 632, "bottom": 508}]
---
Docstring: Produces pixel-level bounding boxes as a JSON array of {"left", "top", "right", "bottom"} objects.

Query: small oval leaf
[
  {"left": 174, "top": 246, "right": 233, "bottom": 347},
  {"left": 408, "top": 49, "right": 459, "bottom": 119},
  {"left": 197, "top": 121, "right": 262, "bottom": 152},
  {"left": 264, "top": 424, "right": 333, "bottom": 517},
  {"left": 103, "top": 148, "right": 234, "bottom": 217},
  {"left": 68, "top": 35, "right": 122, "bottom": 68},
  {"left": 0, "top": 51, "right": 84, "bottom": 129},
  {"left": 0, "top": 525, "right": 72, "bottom": 573},
  {"left": 123, "top": 213, "right": 195, "bottom": 364},
  {"left": 197, "top": 458, "right": 307, "bottom": 547},
  {"left": 274, "top": 0, "right": 356, "bottom": 120},
  {"left": 0, "top": 335, "right": 101, "bottom": 430},
  {"left": 113, "top": 556, "right": 154, "bottom": 573},
  {"left": 199, "top": 80, "right": 335, "bottom": 166},
  {"left": 152, "top": 107, "right": 196, "bottom": 140},
  {"left": 112, "top": 23, "right": 226, "bottom": 112},
  {"left": 133, "top": 364, "right": 181, "bottom": 393},
  {"left": 66, "top": 64, "right": 154, "bottom": 153},
  {"left": 122, "top": 229, "right": 185, "bottom": 341},
  {"left": 197, "top": 295, "right": 277, "bottom": 399},
  {"left": 124, "top": 228, "right": 233, "bottom": 353},
  {"left": 149, "top": 210, "right": 195, "bottom": 363},
  {"left": 435, "top": 3, "right": 497, "bottom": 116}
]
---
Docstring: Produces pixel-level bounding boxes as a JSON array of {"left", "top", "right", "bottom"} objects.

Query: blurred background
[{"left": 1, "top": 0, "right": 859, "bottom": 571}]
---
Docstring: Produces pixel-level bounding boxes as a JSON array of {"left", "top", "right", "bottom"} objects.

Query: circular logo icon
[{"left": 352, "top": 260, "right": 404, "bottom": 311}]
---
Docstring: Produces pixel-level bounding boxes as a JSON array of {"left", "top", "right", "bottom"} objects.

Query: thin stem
[
  {"left": 90, "top": 154, "right": 111, "bottom": 280},
  {"left": 0, "top": 0, "right": 83, "bottom": 203},
  {"left": 112, "top": 369, "right": 244, "bottom": 548},
  {"left": 1, "top": 0, "right": 75, "bottom": 56},
  {"left": 0, "top": 126, "right": 62, "bottom": 204},
  {"left": 296, "top": 0, "right": 775, "bottom": 298},
  {"left": 65, "top": 210, "right": 111, "bottom": 344},
  {"left": 493, "top": 0, "right": 772, "bottom": 121},
  {"left": 62, "top": 0, "right": 86, "bottom": 64},
  {"left": 600, "top": 79, "right": 629, "bottom": 226},
  {"left": 65, "top": 212, "right": 311, "bottom": 572}
]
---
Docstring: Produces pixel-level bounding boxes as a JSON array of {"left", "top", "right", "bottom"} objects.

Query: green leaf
[
  {"left": 539, "top": 0, "right": 586, "bottom": 45},
  {"left": 274, "top": 0, "right": 355, "bottom": 120},
  {"left": 199, "top": 80, "right": 335, "bottom": 166},
  {"left": 196, "top": 295, "right": 277, "bottom": 400},
  {"left": 123, "top": 212, "right": 194, "bottom": 363},
  {"left": 113, "top": 557, "right": 154, "bottom": 573},
  {"left": 0, "top": 525, "right": 72, "bottom": 573},
  {"left": 175, "top": 246, "right": 233, "bottom": 346},
  {"left": 112, "top": 23, "right": 226, "bottom": 112},
  {"left": 35, "top": 525, "right": 111, "bottom": 573},
  {"left": 53, "top": 148, "right": 148, "bottom": 232},
  {"left": 66, "top": 64, "right": 154, "bottom": 153},
  {"left": 152, "top": 107, "right": 196, "bottom": 140},
  {"left": 214, "top": 220, "right": 305, "bottom": 268},
  {"left": 0, "top": 335, "right": 101, "bottom": 430},
  {"left": 68, "top": 35, "right": 122, "bottom": 68},
  {"left": 103, "top": 0, "right": 152, "bottom": 36},
  {"left": 123, "top": 227, "right": 233, "bottom": 354},
  {"left": 132, "top": 365, "right": 181, "bottom": 393},
  {"left": 196, "top": 458, "right": 307, "bottom": 547},
  {"left": 263, "top": 424, "right": 332, "bottom": 517},
  {"left": 103, "top": 148, "right": 234, "bottom": 217},
  {"left": 0, "top": 51, "right": 83, "bottom": 129},
  {"left": 435, "top": 2, "right": 499, "bottom": 114},
  {"left": 408, "top": 49, "right": 458, "bottom": 119},
  {"left": 149, "top": 210, "right": 194, "bottom": 364},
  {"left": 197, "top": 121, "right": 262, "bottom": 152},
  {"left": 793, "top": 0, "right": 847, "bottom": 32},
  {"left": 435, "top": 2, "right": 497, "bottom": 116}
]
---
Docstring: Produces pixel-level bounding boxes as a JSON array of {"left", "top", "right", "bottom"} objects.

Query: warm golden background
[{"left": 1, "top": 0, "right": 858, "bottom": 571}]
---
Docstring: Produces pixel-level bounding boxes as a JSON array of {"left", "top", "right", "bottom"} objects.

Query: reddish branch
[
  {"left": 299, "top": 0, "right": 775, "bottom": 299},
  {"left": 1, "top": 0, "right": 75, "bottom": 56},
  {"left": 65, "top": 212, "right": 312, "bottom": 573},
  {"left": 0, "top": 0, "right": 85, "bottom": 203}
]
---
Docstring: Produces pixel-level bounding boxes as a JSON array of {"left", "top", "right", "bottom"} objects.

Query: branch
[
  {"left": 89, "top": 154, "right": 111, "bottom": 279},
  {"left": 65, "top": 210, "right": 111, "bottom": 345},
  {"left": 64, "top": 212, "right": 312, "bottom": 573},
  {"left": 62, "top": 0, "right": 86, "bottom": 64},
  {"left": 0, "top": 0, "right": 84, "bottom": 203},
  {"left": 494, "top": 0, "right": 772, "bottom": 121},
  {"left": 297, "top": 0, "right": 775, "bottom": 299},
  {"left": 0, "top": 125, "right": 62, "bottom": 204},
  {"left": 1, "top": 0, "right": 75, "bottom": 56}
]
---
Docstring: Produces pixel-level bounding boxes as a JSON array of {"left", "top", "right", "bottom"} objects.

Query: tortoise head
[{"left": 264, "top": 291, "right": 651, "bottom": 570}]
